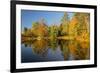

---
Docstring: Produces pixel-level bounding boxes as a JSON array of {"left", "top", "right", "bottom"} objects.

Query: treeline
[{"left": 22, "top": 12, "right": 90, "bottom": 41}]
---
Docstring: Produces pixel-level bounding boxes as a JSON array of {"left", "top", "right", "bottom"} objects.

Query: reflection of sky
[
  {"left": 21, "top": 10, "right": 74, "bottom": 31},
  {"left": 21, "top": 44, "right": 64, "bottom": 63}
]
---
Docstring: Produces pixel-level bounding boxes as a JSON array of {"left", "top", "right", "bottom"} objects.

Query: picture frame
[{"left": 10, "top": 0, "right": 97, "bottom": 72}]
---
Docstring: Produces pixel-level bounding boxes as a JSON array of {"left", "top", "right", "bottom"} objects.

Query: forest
[{"left": 21, "top": 12, "right": 90, "bottom": 43}]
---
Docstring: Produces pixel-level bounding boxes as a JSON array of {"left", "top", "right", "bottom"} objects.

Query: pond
[{"left": 21, "top": 39, "right": 90, "bottom": 63}]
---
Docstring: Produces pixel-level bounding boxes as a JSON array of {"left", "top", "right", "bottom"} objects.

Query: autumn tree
[
  {"left": 72, "top": 13, "right": 90, "bottom": 41},
  {"left": 32, "top": 18, "right": 48, "bottom": 37},
  {"left": 74, "top": 13, "right": 89, "bottom": 35},
  {"left": 68, "top": 15, "right": 78, "bottom": 37}
]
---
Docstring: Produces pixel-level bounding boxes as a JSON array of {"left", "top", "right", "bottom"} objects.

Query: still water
[{"left": 21, "top": 39, "right": 90, "bottom": 63}]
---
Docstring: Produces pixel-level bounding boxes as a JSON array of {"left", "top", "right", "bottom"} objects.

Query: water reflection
[{"left": 21, "top": 39, "right": 90, "bottom": 63}]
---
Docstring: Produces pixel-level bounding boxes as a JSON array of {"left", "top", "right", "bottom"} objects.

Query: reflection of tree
[
  {"left": 48, "top": 39, "right": 58, "bottom": 52},
  {"left": 22, "top": 39, "right": 48, "bottom": 56},
  {"left": 78, "top": 41, "right": 90, "bottom": 59},
  {"left": 31, "top": 39, "right": 48, "bottom": 56},
  {"left": 59, "top": 40, "right": 70, "bottom": 60},
  {"left": 22, "top": 39, "right": 90, "bottom": 60},
  {"left": 68, "top": 40, "right": 89, "bottom": 60},
  {"left": 22, "top": 41, "right": 33, "bottom": 47}
]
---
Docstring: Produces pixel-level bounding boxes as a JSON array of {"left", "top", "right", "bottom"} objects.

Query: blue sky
[{"left": 21, "top": 10, "right": 74, "bottom": 30}]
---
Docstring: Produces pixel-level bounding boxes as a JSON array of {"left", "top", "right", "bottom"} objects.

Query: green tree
[
  {"left": 32, "top": 22, "right": 38, "bottom": 28},
  {"left": 23, "top": 27, "right": 28, "bottom": 35},
  {"left": 49, "top": 25, "right": 58, "bottom": 39},
  {"left": 60, "top": 12, "right": 69, "bottom": 36}
]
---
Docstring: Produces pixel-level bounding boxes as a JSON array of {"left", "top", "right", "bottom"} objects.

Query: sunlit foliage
[{"left": 22, "top": 12, "right": 90, "bottom": 43}]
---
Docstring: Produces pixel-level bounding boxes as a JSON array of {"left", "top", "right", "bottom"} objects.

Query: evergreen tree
[{"left": 60, "top": 12, "right": 69, "bottom": 36}]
